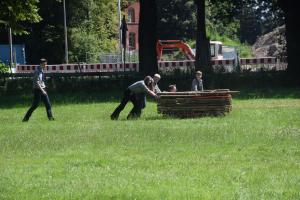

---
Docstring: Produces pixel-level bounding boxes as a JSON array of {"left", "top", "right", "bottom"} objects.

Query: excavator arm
[{"left": 156, "top": 40, "right": 195, "bottom": 60}]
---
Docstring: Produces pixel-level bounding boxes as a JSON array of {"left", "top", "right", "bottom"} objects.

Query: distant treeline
[{"left": 0, "top": 0, "right": 283, "bottom": 65}]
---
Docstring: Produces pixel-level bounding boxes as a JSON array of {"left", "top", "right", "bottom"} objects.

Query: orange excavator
[
  {"left": 156, "top": 40, "right": 195, "bottom": 60},
  {"left": 156, "top": 40, "right": 224, "bottom": 61}
]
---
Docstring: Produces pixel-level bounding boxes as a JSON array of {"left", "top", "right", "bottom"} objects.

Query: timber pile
[{"left": 157, "top": 89, "right": 238, "bottom": 118}]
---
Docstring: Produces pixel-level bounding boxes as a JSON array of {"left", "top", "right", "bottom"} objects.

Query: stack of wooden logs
[{"left": 157, "top": 89, "right": 238, "bottom": 118}]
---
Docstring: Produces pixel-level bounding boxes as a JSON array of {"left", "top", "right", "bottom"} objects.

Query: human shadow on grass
[
  {"left": 116, "top": 114, "right": 223, "bottom": 121},
  {"left": 143, "top": 115, "right": 226, "bottom": 120},
  {"left": 115, "top": 115, "right": 169, "bottom": 121}
]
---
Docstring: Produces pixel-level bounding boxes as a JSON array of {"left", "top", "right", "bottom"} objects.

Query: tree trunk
[
  {"left": 194, "top": 0, "right": 211, "bottom": 73},
  {"left": 278, "top": 0, "right": 300, "bottom": 82},
  {"left": 139, "top": 0, "right": 158, "bottom": 75}
]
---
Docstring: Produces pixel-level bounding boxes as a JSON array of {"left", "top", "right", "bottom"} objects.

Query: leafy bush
[
  {"left": 0, "top": 61, "right": 9, "bottom": 73},
  {"left": 69, "top": 27, "right": 118, "bottom": 63}
]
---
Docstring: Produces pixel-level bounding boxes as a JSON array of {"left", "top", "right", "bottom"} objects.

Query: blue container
[{"left": 0, "top": 44, "right": 26, "bottom": 65}]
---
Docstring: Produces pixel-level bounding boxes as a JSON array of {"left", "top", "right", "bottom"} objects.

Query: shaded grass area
[
  {"left": 0, "top": 86, "right": 299, "bottom": 109},
  {"left": 234, "top": 87, "right": 300, "bottom": 99},
  {"left": 0, "top": 91, "right": 300, "bottom": 199},
  {"left": 0, "top": 91, "right": 121, "bottom": 109}
]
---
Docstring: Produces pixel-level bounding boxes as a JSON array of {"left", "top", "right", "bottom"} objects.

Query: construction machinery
[{"left": 156, "top": 40, "right": 224, "bottom": 60}]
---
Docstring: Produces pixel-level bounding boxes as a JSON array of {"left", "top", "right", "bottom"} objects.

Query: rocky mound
[{"left": 252, "top": 25, "right": 286, "bottom": 61}]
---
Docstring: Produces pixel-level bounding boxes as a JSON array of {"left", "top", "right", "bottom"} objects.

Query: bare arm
[
  {"left": 38, "top": 84, "right": 47, "bottom": 95},
  {"left": 145, "top": 87, "right": 158, "bottom": 99},
  {"left": 154, "top": 84, "right": 161, "bottom": 93}
]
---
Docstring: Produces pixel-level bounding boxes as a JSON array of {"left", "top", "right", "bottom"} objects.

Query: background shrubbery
[
  {"left": 2, "top": 71, "right": 298, "bottom": 95},
  {"left": 0, "top": 61, "right": 9, "bottom": 74}
]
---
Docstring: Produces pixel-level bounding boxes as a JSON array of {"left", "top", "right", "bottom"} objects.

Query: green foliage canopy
[
  {"left": 67, "top": 0, "right": 119, "bottom": 63},
  {"left": 0, "top": 0, "right": 41, "bottom": 34}
]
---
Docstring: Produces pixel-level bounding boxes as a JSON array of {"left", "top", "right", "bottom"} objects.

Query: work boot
[
  {"left": 127, "top": 113, "right": 138, "bottom": 120},
  {"left": 47, "top": 109, "right": 54, "bottom": 120},
  {"left": 110, "top": 114, "right": 118, "bottom": 120},
  {"left": 22, "top": 117, "right": 29, "bottom": 122}
]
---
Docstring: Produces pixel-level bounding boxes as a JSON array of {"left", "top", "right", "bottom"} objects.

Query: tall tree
[
  {"left": 239, "top": 5, "right": 261, "bottom": 44},
  {"left": 67, "top": 0, "right": 118, "bottom": 63},
  {"left": 0, "top": 0, "right": 42, "bottom": 66},
  {"left": 157, "top": 0, "right": 196, "bottom": 40},
  {"left": 254, "top": 0, "right": 284, "bottom": 34},
  {"left": 0, "top": 0, "right": 41, "bottom": 34},
  {"left": 208, "top": 0, "right": 284, "bottom": 43},
  {"left": 277, "top": 0, "right": 300, "bottom": 79},
  {"left": 2, "top": 0, "right": 120, "bottom": 64},
  {"left": 209, "top": 0, "right": 298, "bottom": 79},
  {"left": 139, "top": 0, "right": 158, "bottom": 75},
  {"left": 24, "top": 0, "right": 65, "bottom": 64},
  {"left": 194, "top": 0, "right": 211, "bottom": 73}
]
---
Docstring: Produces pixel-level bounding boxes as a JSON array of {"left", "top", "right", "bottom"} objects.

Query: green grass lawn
[{"left": 0, "top": 92, "right": 300, "bottom": 199}]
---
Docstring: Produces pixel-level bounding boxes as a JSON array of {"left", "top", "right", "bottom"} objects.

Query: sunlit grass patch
[{"left": 0, "top": 97, "right": 300, "bottom": 199}]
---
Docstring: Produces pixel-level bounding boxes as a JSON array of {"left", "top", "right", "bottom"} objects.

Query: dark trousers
[
  {"left": 111, "top": 89, "right": 143, "bottom": 120},
  {"left": 23, "top": 89, "right": 53, "bottom": 121}
]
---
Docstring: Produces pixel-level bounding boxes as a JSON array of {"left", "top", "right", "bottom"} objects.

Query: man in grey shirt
[
  {"left": 23, "top": 58, "right": 54, "bottom": 122},
  {"left": 191, "top": 70, "right": 204, "bottom": 91},
  {"left": 111, "top": 76, "right": 158, "bottom": 120},
  {"left": 135, "top": 73, "right": 161, "bottom": 110}
]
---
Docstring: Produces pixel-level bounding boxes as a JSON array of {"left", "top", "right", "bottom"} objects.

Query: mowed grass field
[{"left": 0, "top": 90, "right": 300, "bottom": 199}]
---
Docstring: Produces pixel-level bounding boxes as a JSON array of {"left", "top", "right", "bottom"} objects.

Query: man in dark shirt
[
  {"left": 22, "top": 58, "right": 54, "bottom": 122},
  {"left": 111, "top": 76, "right": 158, "bottom": 120},
  {"left": 136, "top": 73, "right": 161, "bottom": 110}
]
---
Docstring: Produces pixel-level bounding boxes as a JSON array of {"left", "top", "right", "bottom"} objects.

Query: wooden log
[
  {"left": 156, "top": 89, "right": 237, "bottom": 118},
  {"left": 157, "top": 90, "right": 239, "bottom": 96}
]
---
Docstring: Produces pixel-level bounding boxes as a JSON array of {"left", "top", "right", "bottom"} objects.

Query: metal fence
[{"left": 99, "top": 51, "right": 138, "bottom": 63}]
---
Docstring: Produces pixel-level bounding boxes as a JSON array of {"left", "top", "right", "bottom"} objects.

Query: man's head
[
  {"left": 144, "top": 76, "right": 154, "bottom": 90},
  {"left": 195, "top": 70, "right": 202, "bottom": 80},
  {"left": 153, "top": 74, "right": 161, "bottom": 84},
  {"left": 40, "top": 58, "right": 47, "bottom": 68},
  {"left": 168, "top": 84, "right": 177, "bottom": 92}
]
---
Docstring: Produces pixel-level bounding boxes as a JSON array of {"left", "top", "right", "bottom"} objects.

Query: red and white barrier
[
  {"left": 46, "top": 64, "right": 82, "bottom": 73},
  {"left": 157, "top": 59, "right": 235, "bottom": 69},
  {"left": 240, "top": 57, "right": 276, "bottom": 65},
  {"left": 15, "top": 57, "right": 276, "bottom": 74},
  {"left": 211, "top": 59, "right": 236, "bottom": 66},
  {"left": 158, "top": 60, "right": 194, "bottom": 69},
  {"left": 15, "top": 62, "right": 139, "bottom": 73}
]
